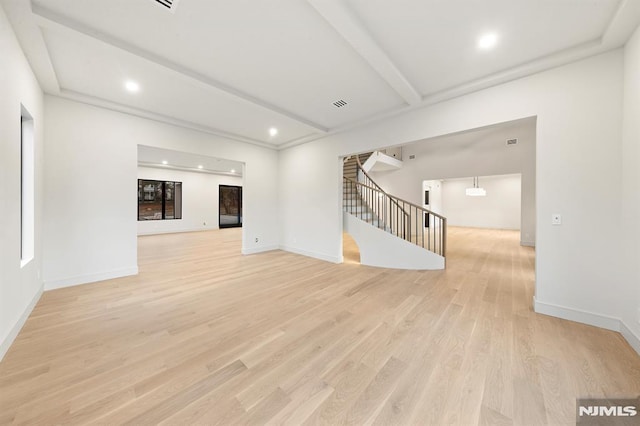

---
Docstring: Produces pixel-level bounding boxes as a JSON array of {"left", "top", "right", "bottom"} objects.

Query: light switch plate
[{"left": 552, "top": 214, "right": 562, "bottom": 225}]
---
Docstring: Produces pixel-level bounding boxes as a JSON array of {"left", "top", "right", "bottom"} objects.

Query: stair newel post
[
  {"left": 376, "top": 189, "right": 380, "bottom": 229},
  {"left": 442, "top": 217, "right": 447, "bottom": 257},
  {"left": 428, "top": 214, "right": 431, "bottom": 251},
  {"left": 355, "top": 179, "right": 359, "bottom": 220},
  {"left": 404, "top": 201, "right": 408, "bottom": 240},
  {"left": 395, "top": 201, "right": 398, "bottom": 238},
  {"left": 416, "top": 205, "right": 419, "bottom": 246},
  {"left": 368, "top": 184, "right": 371, "bottom": 222},
  {"left": 384, "top": 194, "right": 387, "bottom": 231},
  {"left": 439, "top": 217, "right": 442, "bottom": 255}
]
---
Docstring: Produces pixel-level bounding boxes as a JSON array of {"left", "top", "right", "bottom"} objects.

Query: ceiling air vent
[
  {"left": 333, "top": 100, "right": 348, "bottom": 108},
  {"left": 152, "top": 0, "right": 180, "bottom": 12},
  {"left": 506, "top": 138, "right": 518, "bottom": 146}
]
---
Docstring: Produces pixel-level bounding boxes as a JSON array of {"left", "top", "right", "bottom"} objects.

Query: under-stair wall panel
[{"left": 343, "top": 213, "right": 445, "bottom": 270}]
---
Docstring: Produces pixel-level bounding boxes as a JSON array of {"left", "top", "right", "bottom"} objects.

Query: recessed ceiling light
[
  {"left": 197, "top": 165, "right": 203, "bottom": 169},
  {"left": 230, "top": 169, "right": 236, "bottom": 173},
  {"left": 125, "top": 80, "right": 140, "bottom": 93},
  {"left": 478, "top": 33, "right": 498, "bottom": 50},
  {"left": 269, "top": 127, "right": 278, "bottom": 137},
  {"left": 162, "top": 160, "right": 168, "bottom": 165}
]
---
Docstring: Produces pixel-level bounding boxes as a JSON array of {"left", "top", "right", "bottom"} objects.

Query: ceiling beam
[
  {"left": 307, "top": 0, "right": 421, "bottom": 106},
  {"left": 0, "top": 0, "right": 60, "bottom": 93},
  {"left": 31, "top": 4, "right": 329, "bottom": 134}
]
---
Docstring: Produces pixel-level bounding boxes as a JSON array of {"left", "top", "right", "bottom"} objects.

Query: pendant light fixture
[{"left": 466, "top": 176, "right": 487, "bottom": 196}]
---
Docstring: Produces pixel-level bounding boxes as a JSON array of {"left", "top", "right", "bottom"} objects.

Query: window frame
[
  {"left": 218, "top": 184, "right": 243, "bottom": 229},
  {"left": 137, "top": 179, "right": 182, "bottom": 221},
  {"left": 20, "top": 105, "right": 35, "bottom": 267}
]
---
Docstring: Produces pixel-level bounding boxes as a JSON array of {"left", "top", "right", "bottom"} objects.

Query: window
[
  {"left": 138, "top": 179, "right": 182, "bottom": 220},
  {"left": 21, "top": 105, "right": 35, "bottom": 267}
]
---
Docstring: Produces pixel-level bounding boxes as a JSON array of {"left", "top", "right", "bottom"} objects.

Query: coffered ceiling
[{"left": 3, "top": 0, "right": 640, "bottom": 148}]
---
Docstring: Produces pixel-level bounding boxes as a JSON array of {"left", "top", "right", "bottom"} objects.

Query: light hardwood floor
[{"left": 1, "top": 227, "right": 639, "bottom": 425}]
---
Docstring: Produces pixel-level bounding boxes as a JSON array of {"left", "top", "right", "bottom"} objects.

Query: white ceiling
[
  {"left": 403, "top": 116, "right": 536, "bottom": 157},
  {"left": 4, "top": 0, "right": 640, "bottom": 148}
]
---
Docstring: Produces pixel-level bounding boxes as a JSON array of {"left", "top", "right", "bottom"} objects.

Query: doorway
[{"left": 219, "top": 185, "right": 242, "bottom": 228}]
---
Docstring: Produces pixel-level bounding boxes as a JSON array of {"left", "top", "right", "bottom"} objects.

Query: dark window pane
[
  {"left": 137, "top": 179, "right": 182, "bottom": 221},
  {"left": 138, "top": 180, "right": 163, "bottom": 220},
  {"left": 165, "top": 181, "right": 175, "bottom": 219},
  {"left": 174, "top": 182, "right": 182, "bottom": 219}
]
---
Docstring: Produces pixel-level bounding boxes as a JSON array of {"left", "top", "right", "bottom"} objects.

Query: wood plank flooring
[{"left": 1, "top": 227, "right": 639, "bottom": 425}]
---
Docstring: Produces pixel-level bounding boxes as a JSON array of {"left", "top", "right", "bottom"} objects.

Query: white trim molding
[
  {"left": 620, "top": 321, "right": 640, "bottom": 355},
  {"left": 0, "top": 285, "right": 43, "bottom": 362},
  {"left": 138, "top": 227, "right": 220, "bottom": 236},
  {"left": 534, "top": 296, "right": 640, "bottom": 355},
  {"left": 534, "top": 296, "right": 621, "bottom": 331},
  {"left": 279, "top": 245, "right": 342, "bottom": 264},
  {"left": 241, "top": 245, "right": 280, "bottom": 255},
  {"left": 44, "top": 266, "right": 139, "bottom": 291}
]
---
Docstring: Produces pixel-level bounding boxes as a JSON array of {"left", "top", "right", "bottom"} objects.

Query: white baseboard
[
  {"left": 279, "top": 245, "right": 342, "bottom": 264},
  {"left": 137, "top": 227, "right": 217, "bottom": 236},
  {"left": 534, "top": 297, "right": 640, "bottom": 356},
  {"left": 520, "top": 241, "right": 535, "bottom": 247},
  {"left": 0, "top": 284, "right": 43, "bottom": 362},
  {"left": 242, "top": 245, "right": 279, "bottom": 255},
  {"left": 44, "top": 266, "right": 139, "bottom": 291},
  {"left": 533, "top": 297, "right": 621, "bottom": 331},
  {"left": 620, "top": 321, "right": 640, "bottom": 355}
]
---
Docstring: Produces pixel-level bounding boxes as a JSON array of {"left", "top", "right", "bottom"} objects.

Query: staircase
[
  {"left": 343, "top": 179, "right": 386, "bottom": 230},
  {"left": 343, "top": 152, "right": 372, "bottom": 180},
  {"left": 342, "top": 153, "right": 446, "bottom": 269}
]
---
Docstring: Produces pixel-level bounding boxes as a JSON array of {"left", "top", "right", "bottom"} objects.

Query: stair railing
[
  {"left": 342, "top": 154, "right": 446, "bottom": 257},
  {"left": 343, "top": 177, "right": 446, "bottom": 257},
  {"left": 355, "top": 155, "right": 409, "bottom": 239}
]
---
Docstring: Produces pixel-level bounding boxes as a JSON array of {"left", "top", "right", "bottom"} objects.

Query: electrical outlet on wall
[
  {"left": 255, "top": 237, "right": 259, "bottom": 243},
  {"left": 552, "top": 214, "right": 562, "bottom": 225}
]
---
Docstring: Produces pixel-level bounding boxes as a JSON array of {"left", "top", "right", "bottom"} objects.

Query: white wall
[
  {"left": 344, "top": 213, "right": 445, "bottom": 270},
  {"left": 441, "top": 174, "right": 521, "bottom": 230},
  {"left": 279, "top": 50, "right": 627, "bottom": 340},
  {"left": 137, "top": 166, "right": 243, "bottom": 235},
  {"left": 621, "top": 27, "right": 640, "bottom": 353},
  {"left": 0, "top": 5, "right": 44, "bottom": 360},
  {"left": 44, "top": 96, "right": 279, "bottom": 290},
  {"left": 371, "top": 118, "right": 535, "bottom": 245}
]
